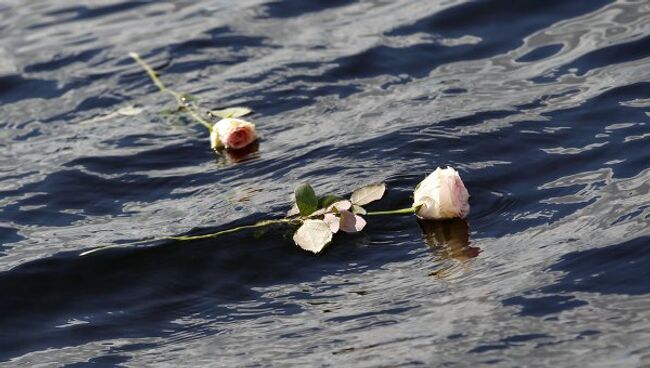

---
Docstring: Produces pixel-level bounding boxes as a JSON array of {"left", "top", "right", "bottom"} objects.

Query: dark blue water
[{"left": 1, "top": 0, "right": 649, "bottom": 366}]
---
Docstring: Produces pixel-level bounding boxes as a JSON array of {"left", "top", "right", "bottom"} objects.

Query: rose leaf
[
  {"left": 350, "top": 183, "right": 386, "bottom": 206},
  {"left": 117, "top": 105, "right": 143, "bottom": 116},
  {"left": 209, "top": 107, "right": 252, "bottom": 119},
  {"left": 295, "top": 183, "right": 319, "bottom": 216}
]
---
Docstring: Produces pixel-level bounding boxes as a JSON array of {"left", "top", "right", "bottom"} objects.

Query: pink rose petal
[
  {"left": 353, "top": 215, "right": 367, "bottom": 232},
  {"left": 323, "top": 213, "right": 340, "bottom": 233},
  {"left": 438, "top": 174, "right": 455, "bottom": 217},
  {"left": 226, "top": 126, "right": 255, "bottom": 149},
  {"left": 327, "top": 200, "right": 352, "bottom": 213},
  {"left": 453, "top": 175, "right": 469, "bottom": 218},
  {"left": 339, "top": 210, "right": 367, "bottom": 233},
  {"left": 215, "top": 118, "right": 257, "bottom": 150}
]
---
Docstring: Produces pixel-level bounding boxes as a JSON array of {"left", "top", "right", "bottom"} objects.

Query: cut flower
[
  {"left": 210, "top": 118, "right": 257, "bottom": 150},
  {"left": 413, "top": 167, "right": 470, "bottom": 219}
]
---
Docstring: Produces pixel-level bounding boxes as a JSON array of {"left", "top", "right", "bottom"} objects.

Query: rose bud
[
  {"left": 413, "top": 167, "right": 470, "bottom": 219},
  {"left": 210, "top": 118, "right": 257, "bottom": 150}
]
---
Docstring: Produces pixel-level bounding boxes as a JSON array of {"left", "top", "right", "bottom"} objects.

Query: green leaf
[
  {"left": 292, "top": 220, "right": 332, "bottom": 254},
  {"left": 209, "top": 107, "right": 252, "bottom": 119},
  {"left": 350, "top": 183, "right": 386, "bottom": 206},
  {"left": 294, "top": 183, "right": 318, "bottom": 216},
  {"left": 318, "top": 195, "right": 344, "bottom": 209}
]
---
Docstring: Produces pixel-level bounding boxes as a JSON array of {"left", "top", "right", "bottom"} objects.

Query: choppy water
[{"left": 1, "top": 0, "right": 649, "bottom": 366}]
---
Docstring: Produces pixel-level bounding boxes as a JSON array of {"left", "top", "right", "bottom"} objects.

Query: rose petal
[
  {"left": 323, "top": 213, "right": 340, "bottom": 233},
  {"left": 327, "top": 200, "right": 352, "bottom": 213},
  {"left": 353, "top": 215, "right": 367, "bottom": 232},
  {"left": 438, "top": 170, "right": 456, "bottom": 217},
  {"left": 210, "top": 128, "right": 221, "bottom": 149},
  {"left": 227, "top": 127, "right": 252, "bottom": 149},
  {"left": 292, "top": 220, "right": 332, "bottom": 254},
  {"left": 454, "top": 175, "right": 470, "bottom": 218},
  {"left": 415, "top": 196, "right": 437, "bottom": 219},
  {"left": 339, "top": 210, "right": 367, "bottom": 232}
]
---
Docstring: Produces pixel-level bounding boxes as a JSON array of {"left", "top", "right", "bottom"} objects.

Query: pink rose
[
  {"left": 210, "top": 118, "right": 257, "bottom": 150},
  {"left": 413, "top": 167, "right": 470, "bottom": 219}
]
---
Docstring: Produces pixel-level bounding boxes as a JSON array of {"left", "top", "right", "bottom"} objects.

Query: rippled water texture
[{"left": 1, "top": 0, "right": 650, "bottom": 366}]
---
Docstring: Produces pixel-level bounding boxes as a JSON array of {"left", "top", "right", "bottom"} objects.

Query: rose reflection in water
[
  {"left": 216, "top": 140, "right": 260, "bottom": 164},
  {"left": 418, "top": 218, "right": 480, "bottom": 277}
]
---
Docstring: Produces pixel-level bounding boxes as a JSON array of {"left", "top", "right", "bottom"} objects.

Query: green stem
[
  {"left": 80, "top": 218, "right": 298, "bottom": 256},
  {"left": 128, "top": 52, "right": 213, "bottom": 131},
  {"left": 81, "top": 206, "right": 419, "bottom": 257},
  {"left": 166, "top": 218, "right": 296, "bottom": 241},
  {"left": 366, "top": 207, "right": 416, "bottom": 216}
]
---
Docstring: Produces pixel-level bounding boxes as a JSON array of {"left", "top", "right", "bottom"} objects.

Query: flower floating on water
[
  {"left": 129, "top": 52, "right": 258, "bottom": 155},
  {"left": 413, "top": 167, "right": 470, "bottom": 219},
  {"left": 90, "top": 55, "right": 477, "bottom": 257},
  {"left": 83, "top": 168, "right": 470, "bottom": 256},
  {"left": 208, "top": 107, "right": 257, "bottom": 151},
  {"left": 210, "top": 118, "right": 257, "bottom": 150}
]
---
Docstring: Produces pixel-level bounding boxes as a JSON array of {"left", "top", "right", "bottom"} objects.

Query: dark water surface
[{"left": 1, "top": 0, "right": 650, "bottom": 366}]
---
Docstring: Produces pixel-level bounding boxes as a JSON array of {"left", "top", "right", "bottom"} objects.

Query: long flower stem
[
  {"left": 81, "top": 206, "right": 419, "bottom": 257},
  {"left": 80, "top": 218, "right": 297, "bottom": 256},
  {"left": 366, "top": 207, "right": 416, "bottom": 216},
  {"left": 166, "top": 218, "right": 296, "bottom": 241},
  {"left": 128, "top": 52, "right": 213, "bottom": 131}
]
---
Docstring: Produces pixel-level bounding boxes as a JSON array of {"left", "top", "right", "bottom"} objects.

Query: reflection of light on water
[{"left": 418, "top": 219, "right": 480, "bottom": 278}]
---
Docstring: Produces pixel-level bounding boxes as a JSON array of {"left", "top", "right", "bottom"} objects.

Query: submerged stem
[
  {"left": 128, "top": 52, "right": 213, "bottom": 131},
  {"left": 81, "top": 205, "right": 419, "bottom": 257},
  {"left": 166, "top": 218, "right": 296, "bottom": 241},
  {"left": 80, "top": 218, "right": 298, "bottom": 256}
]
